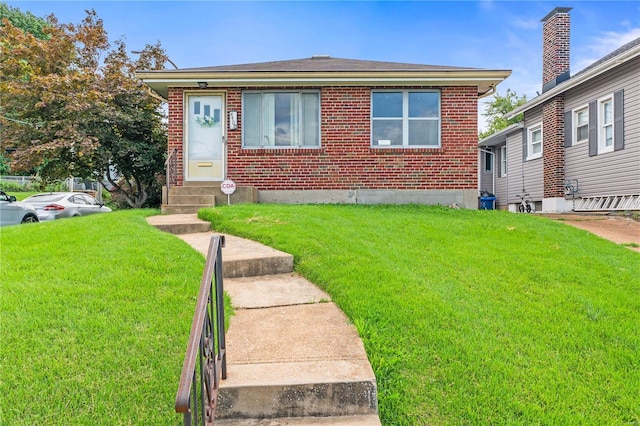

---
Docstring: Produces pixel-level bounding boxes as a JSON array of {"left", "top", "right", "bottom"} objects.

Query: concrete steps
[
  {"left": 161, "top": 184, "right": 258, "bottom": 214},
  {"left": 146, "top": 214, "right": 380, "bottom": 425},
  {"left": 216, "top": 303, "right": 378, "bottom": 421},
  {"left": 146, "top": 213, "right": 211, "bottom": 234}
]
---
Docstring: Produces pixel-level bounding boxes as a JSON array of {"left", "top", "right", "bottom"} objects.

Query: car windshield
[{"left": 24, "top": 194, "right": 67, "bottom": 203}]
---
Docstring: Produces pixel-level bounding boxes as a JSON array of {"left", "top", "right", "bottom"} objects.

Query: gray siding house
[{"left": 480, "top": 7, "right": 640, "bottom": 212}]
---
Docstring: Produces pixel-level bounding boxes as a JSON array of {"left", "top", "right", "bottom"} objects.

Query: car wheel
[{"left": 22, "top": 214, "right": 39, "bottom": 224}]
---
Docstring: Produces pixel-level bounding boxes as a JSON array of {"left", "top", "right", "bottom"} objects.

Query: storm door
[{"left": 186, "top": 94, "right": 224, "bottom": 181}]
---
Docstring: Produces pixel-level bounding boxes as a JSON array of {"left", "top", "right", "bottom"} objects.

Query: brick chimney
[
  {"left": 541, "top": 7, "right": 572, "bottom": 203},
  {"left": 541, "top": 7, "right": 572, "bottom": 92}
]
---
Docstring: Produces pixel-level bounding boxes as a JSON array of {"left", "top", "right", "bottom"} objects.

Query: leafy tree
[
  {"left": 479, "top": 89, "right": 527, "bottom": 139},
  {"left": 0, "top": 2, "right": 49, "bottom": 39},
  {"left": 0, "top": 7, "right": 169, "bottom": 207},
  {"left": 0, "top": 153, "right": 10, "bottom": 175}
]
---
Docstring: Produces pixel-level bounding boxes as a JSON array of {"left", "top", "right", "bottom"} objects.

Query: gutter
[
  {"left": 478, "top": 84, "right": 496, "bottom": 99},
  {"left": 507, "top": 42, "right": 640, "bottom": 119}
]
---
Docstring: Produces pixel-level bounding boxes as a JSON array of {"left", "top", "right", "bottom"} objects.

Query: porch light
[{"left": 198, "top": 81, "right": 208, "bottom": 89}]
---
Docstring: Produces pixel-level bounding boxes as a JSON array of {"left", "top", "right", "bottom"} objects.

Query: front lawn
[
  {"left": 0, "top": 210, "right": 204, "bottom": 425},
  {"left": 200, "top": 204, "right": 640, "bottom": 425},
  {"left": 1, "top": 205, "right": 638, "bottom": 425}
]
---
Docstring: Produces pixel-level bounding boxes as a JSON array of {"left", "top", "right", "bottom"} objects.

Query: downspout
[{"left": 478, "top": 148, "right": 496, "bottom": 196}]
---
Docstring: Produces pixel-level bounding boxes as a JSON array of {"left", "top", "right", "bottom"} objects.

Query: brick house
[
  {"left": 138, "top": 57, "right": 510, "bottom": 212},
  {"left": 479, "top": 7, "right": 640, "bottom": 213}
]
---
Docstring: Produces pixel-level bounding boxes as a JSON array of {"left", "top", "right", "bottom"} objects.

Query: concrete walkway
[{"left": 146, "top": 214, "right": 381, "bottom": 425}]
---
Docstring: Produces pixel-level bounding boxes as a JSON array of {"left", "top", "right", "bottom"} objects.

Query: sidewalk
[{"left": 146, "top": 214, "right": 381, "bottom": 425}]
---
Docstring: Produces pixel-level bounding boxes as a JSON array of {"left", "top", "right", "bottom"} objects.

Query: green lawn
[
  {"left": 10, "top": 191, "right": 39, "bottom": 201},
  {"left": 0, "top": 210, "right": 204, "bottom": 425},
  {"left": 199, "top": 204, "right": 640, "bottom": 425},
  {"left": 1, "top": 205, "right": 638, "bottom": 425}
]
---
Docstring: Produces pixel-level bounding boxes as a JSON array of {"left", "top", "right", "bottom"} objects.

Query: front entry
[{"left": 185, "top": 94, "right": 225, "bottom": 181}]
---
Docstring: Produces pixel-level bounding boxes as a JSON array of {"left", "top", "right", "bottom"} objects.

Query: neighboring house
[
  {"left": 138, "top": 57, "right": 509, "bottom": 212},
  {"left": 480, "top": 7, "right": 640, "bottom": 213}
]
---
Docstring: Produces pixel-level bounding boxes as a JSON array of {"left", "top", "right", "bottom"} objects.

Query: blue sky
[{"left": 7, "top": 1, "right": 640, "bottom": 129}]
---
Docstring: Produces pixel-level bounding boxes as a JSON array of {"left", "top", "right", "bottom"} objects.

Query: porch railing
[
  {"left": 175, "top": 235, "right": 227, "bottom": 426},
  {"left": 165, "top": 148, "right": 177, "bottom": 205}
]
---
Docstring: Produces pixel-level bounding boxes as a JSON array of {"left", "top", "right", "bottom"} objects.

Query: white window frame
[
  {"left": 371, "top": 90, "right": 441, "bottom": 148},
  {"left": 598, "top": 95, "right": 614, "bottom": 154},
  {"left": 573, "top": 105, "right": 588, "bottom": 144},
  {"left": 241, "top": 90, "right": 321, "bottom": 149},
  {"left": 500, "top": 145, "right": 507, "bottom": 177},
  {"left": 484, "top": 150, "right": 493, "bottom": 173},
  {"left": 527, "top": 123, "right": 543, "bottom": 160}
]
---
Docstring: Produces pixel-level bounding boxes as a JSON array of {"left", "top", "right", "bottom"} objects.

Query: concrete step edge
[
  {"left": 215, "top": 414, "right": 382, "bottom": 425},
  {"left": 223, "top": 255, "right": 294, "bottom": 278},
  {"left": 216, "top": 379, "right": 378, "bottom": 420},
  {"left": 224, "top": 273, "right": 331, "bottom": 309},
  {"left": 153, "top": 222, "right": 211, "bottom": 235}
]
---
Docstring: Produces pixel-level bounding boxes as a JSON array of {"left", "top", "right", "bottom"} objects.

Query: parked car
[
  {"left": 0, "top": 191, "right": 40, "bottom": 226},
  {"left": 22, "top": 192, "right": 112, "bottom": 220}
]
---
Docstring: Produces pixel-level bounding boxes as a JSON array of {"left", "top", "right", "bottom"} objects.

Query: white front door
[{"left": 185, "top": 94, "right": 225, "bottom": 181}]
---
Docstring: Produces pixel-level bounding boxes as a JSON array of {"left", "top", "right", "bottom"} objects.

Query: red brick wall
[
  {"left": 168, "top": 88, "right": 185, "bottom": 185},
  {"left": 168, "top": 86, "right": 479, "bottom": 190},
  {"left": 542, "top": 10, "right": 571, "bottom": 86},
  {"left": 542, "top": 95, "right": 566, "bottom": 198}
]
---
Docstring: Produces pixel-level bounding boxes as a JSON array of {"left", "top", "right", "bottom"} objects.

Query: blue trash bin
[{"left": 480, "top": 196, "right": 496, "bottom": 210}]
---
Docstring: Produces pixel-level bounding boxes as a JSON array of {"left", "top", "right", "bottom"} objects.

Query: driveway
[{"left": 543, "top": 214, "right": 640, "bottom": 253}]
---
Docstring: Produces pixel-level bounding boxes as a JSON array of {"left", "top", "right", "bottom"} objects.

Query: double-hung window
[
  {"left": 242, "top": 91, "right": 320, "bottom": 148},
  {"left": 527, "top": 123, "right": 542, "bottom": 160},
  {"left": 599, "top": 97, "right": 614, "bottom": 154},
  {"left": 500, "top": 145, "right": 507, "bottom": 177},
  {"left": 371, "top": 90, "right": 440, "bottom": 147},
  {"left": 574, "top": 107, "right": 588, "bottom": 143}
]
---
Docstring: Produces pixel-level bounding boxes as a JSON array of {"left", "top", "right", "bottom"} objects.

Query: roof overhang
[
  {"left": 507, "top": 41, "right": 640, "bottom": 119},
  {"left": 478, "top": 122, "right": 524, "bottom": 147},
  {"left": 136, "top": 69, "right": 511, "bottom": 100}
]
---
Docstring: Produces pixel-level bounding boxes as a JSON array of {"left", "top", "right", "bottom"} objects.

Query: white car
[
  {"left": 23, "top": 192, "right": 111, "bottom": 220},
  {"left": 0, "top": 191, "right": 40, "bottom": 227}
]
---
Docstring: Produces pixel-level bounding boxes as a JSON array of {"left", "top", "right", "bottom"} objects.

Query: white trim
[
  {"left": 184, "top": 92, "right": 226, "bottom": 181},
  {"left": 140, "top": 72, "right": 510, "bottom": 99},
  {"left": 527, "top": 123, "right": 543, "bottom": 160},
  {"left": 573, "top": 105, "right": 589, "bottom": 145},
  {"left": 598, "top": 94, "right": 614, "bottom": 154},
  {"left": 241, "top": 90, "right": 321, "bottom": 149},
  {"left": 371, "top": 90, "right": 441, "bottom": 148},
  {"left": 500, "top": 145, "right": 507, "bottom": 177},
  {"left": 483, "top": 149, "right": 493, "bottom": 173},
  {"left": 507, "top": 42, "right": 640, "bottom": 118}
]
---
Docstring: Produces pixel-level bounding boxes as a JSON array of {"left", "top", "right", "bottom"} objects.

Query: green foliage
[
  {"left": 0, "top": 154, "right": 10, "bottom": 174},
  {"left": 201, "top": 204, "right": 640, "bottom": 425},
  {"left": 0, "top": 177, "right": 66, "bottom": 192},
  {"left": 479, "top": 89, "right": 527, "bottom": 139},
  {"left": 0, "top": 2, "right": 49, "bottom": 39},
  {"left": 0, "top": 7, "right": 168, "bottom": 208}
]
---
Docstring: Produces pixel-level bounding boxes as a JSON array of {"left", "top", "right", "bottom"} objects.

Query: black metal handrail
[
  {"left": 175, "top": 235, "right": 227, "bottom": 426},
  {"left": 165, "top": 148, "right": 177, "bottom": 205}
]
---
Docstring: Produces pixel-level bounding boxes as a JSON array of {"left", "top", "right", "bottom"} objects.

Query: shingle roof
[
  {"left": 168, "top": 56, "right": 478, "bottom": 73},
  {"left": 507, "top": 36, "right": 640, "bottom": 118},
  {"left": 572, "top": 36, "right": 640, "bottom": 78},
  {"left": 137, "top": 56, "right": 511, "bottom": 99}
]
